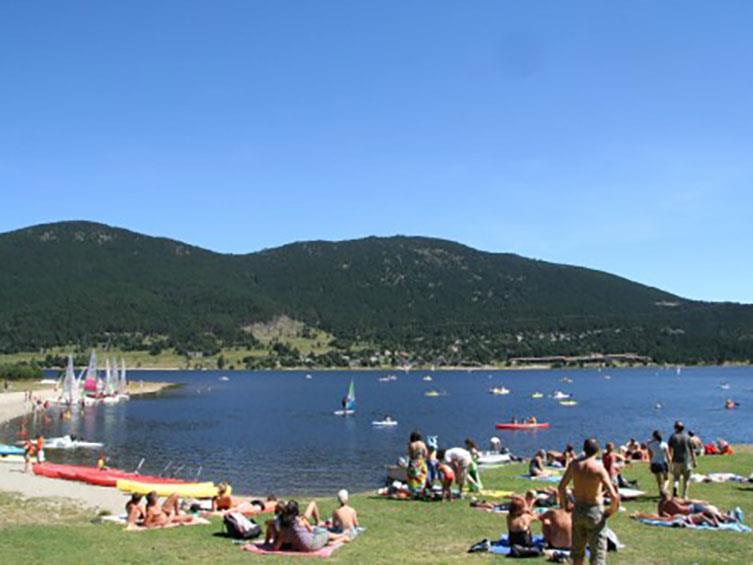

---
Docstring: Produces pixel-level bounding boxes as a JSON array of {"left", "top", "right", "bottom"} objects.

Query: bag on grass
[{"left": 223, "top": 512, "right": 261, "bottom": 539}]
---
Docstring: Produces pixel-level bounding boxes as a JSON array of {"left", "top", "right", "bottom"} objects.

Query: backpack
[{"left": 223, "top": 512, "right": 261, "bottom": 540}]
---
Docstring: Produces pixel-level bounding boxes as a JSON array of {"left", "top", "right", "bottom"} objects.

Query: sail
[
  {"left": 119, "top": 358, "right": 127, "bottom": 394},
  {"left": 84, "top": 351, "right": 98, "bottom": 392},
  {"left": 104, "top": 358, "right": 112, "bottom": 395},
  {"left": 344, "top": 380, "right": 356, "bottom": 411},
  {"left": 62, "top": 354, "right": 75, "bottom": 403}
]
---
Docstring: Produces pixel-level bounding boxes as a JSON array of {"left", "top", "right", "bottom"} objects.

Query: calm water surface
[{"left": 2, "top": 366, "right": 751, "bottom": 495}]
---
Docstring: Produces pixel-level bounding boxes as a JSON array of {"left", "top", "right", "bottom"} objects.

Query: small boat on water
[
  {"left": 425, "top": 390, "right": 447, "bottom": 397},
  {"left": 372, "top": 416, "right": 398, "bottom": 427},
  {"left": 477, "top": 452, "right": 512, "bottom": 466},
  {"left": 495, "top": 422, "right": 550, "bottom": 430},
  {"left": 552, "top": 391, "right": 572, "bottom": 400},
  {"left": 334, "top": 380, "right": 356, "bottom": 416},
  {"left": 219, "top": 376, "right": 230, "bottom": 382},
  {"left": 422, "top": 375, "right": 433, "bottom": 382},
  {"left": 42, "top": 435, "right": 103, "bottom": 450},
  {"left": 720, "top": 383, "right": 730, "bottom": 390},
  {"left": 531, "top": 392, "right": 544, "bottom": 399},
  {"left": 305, "top": 374, "right": 313, "bottom": 380},
  {"left": 559, "top": 400, "right": 578, "bottom": 407},
  {"left": 724, "top": 399, "right": 740, "bottom": 410},
  {"left": 560, "top": 377, "right": 573, "bottom": 384},
  {"left": 489, "top": 387, "right": 510, "bottom": 396}
]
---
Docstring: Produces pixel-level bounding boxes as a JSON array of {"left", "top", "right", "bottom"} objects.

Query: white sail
[
  {"left": 119, "top": 358, "right": 127, "bottom": 394},
  {"left": 110, "top": 358, "right": 118, "bottom": 395},
  {"left": 62, "top": 354, "right": 75, "bottom": 403}
]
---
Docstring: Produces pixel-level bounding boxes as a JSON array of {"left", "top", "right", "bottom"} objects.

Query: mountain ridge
[{"left": 1, "top": 220, "right": 751, "bottom": 365}]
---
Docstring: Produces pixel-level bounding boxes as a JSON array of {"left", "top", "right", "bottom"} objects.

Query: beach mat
[
  {"left": 519, "top": 474, "right": 561, "bottom": 483},
  {"left": 488, "top": 534, "right": 547, "bottom": 555},
  {"left": 101, "top": 514, "right": 210, "bottom": 530},
  {"left": 637, "top": 517, "right": 751, "bottom": 533},
  {"left": 242, "top": 542, "right": 344, "bottom": 558},
  {"left": 478, "top": 490, "right": 514, "bottom": 498}
]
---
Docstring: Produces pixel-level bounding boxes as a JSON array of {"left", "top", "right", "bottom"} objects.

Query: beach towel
[
  {"left": 637, "top": 518, "right": 751, "bottom": 533},
  {"left": 123, "top": 517, "right": 210, "bottom": 531},
  {"left": 519, "top": 474, "right": 561, "bottom": 483},
  {"left": 691, "top": 473, "right": 751, "bottom": 484},
  {"left": 242, "top": 542, "right": 344, "bottom": 558},
  {"left": 489, "top": 534, "right": 548, "bottom": 555},
  {"left": 478, "top": 489, "right": 514, "bottom": 498}
]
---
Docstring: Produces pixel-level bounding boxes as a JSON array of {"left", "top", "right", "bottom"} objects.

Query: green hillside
[{"left": 1, "top": 221, "right": 752, "bottom": 367}]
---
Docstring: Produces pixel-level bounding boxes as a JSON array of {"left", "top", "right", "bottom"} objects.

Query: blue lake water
[{"left": 2, "top": 366, "right": 751, "bottom": 495}]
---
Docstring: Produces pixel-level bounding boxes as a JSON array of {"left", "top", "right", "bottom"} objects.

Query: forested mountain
[{"left": 1, "top": 221, "right": 752, "bottom": 365}]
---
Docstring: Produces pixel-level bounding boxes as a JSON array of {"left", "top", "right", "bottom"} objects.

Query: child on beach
[{"left": 436, "top": 450, "right": 455, "bottom": 501}]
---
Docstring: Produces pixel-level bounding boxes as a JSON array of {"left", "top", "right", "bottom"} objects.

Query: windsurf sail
[
  {"left": 84, "top": 351, "right": 98, "bottom": 392},
  {"left": 343, "top": 380, "right": 356, "bottom": 412}
]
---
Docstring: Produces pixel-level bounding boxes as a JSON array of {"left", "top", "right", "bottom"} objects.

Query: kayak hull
[
  {"left": 117, "top": 479, "right": 219, "bottom": 498},
  {"left": 495, "top": 423, "right": 550, "bottom": 430}
]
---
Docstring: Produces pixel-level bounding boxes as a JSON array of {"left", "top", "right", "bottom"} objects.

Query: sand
[{"left": 0, "top": 381, "right": 175, "bottom": 514}]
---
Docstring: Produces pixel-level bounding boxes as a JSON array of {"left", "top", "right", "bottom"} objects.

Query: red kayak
[
  {"left": 495, "top": 422, "right": 550, "bottom": 430},
  {"left": 33, "top": 463, "right": 186, "bottom": 488}
]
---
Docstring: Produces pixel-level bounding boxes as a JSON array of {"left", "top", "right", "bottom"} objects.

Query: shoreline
[{"left": 0, "top": 381, "right": 175, "bottom": 428}]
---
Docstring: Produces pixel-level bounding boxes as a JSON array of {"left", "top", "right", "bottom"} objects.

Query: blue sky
[{"left": 1, "top": 2, "right": 752, "bottom": 302}]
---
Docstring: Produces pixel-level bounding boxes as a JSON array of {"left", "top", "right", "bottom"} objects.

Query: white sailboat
[
  {"left": 60, "top": 355, "right": 77, "bottom": 405},
  {"left": 117, "top": 358, "right": 129, "bottom": 400}
]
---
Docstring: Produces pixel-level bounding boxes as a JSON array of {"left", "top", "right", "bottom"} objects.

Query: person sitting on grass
[
  {"left": 264, "top": 499, "right": 288, "bottom": 544},
  {"left": 507, "top": 497, "right": 535, "bottom": 547},
  {"left": 529, "top": 450, "right": 549, "bottom": 477},
  {"left": 540, "top": 507, "right": 572, "bottom": 550},
  {"left": 142, "top": 491, "right": 195, "bottom": 528},
  {"left": 273, "top": 501, "right": 349, "bottom": 552},
  {"left": 125, "top": 494, "right": 145, "bottom": 527},
  {"left": 330, "top": 489, "right": 359, "bottom": 536}
]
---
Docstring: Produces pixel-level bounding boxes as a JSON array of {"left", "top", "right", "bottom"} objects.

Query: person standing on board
[
  {"left": 558, "top": 438, "right": 619, "bottom": 565},
  {"left": 668, "top": 421, "right": 696, "bottom": 499}
]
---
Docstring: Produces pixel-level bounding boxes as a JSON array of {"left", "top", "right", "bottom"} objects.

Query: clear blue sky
[{"left": 1, "top": 2, "right": 752, "bottom": 302}]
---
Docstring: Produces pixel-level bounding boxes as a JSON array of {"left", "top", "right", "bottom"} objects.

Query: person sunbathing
[
  {"left": 540, "top": 507, "right": 572, "bottom": 550},
  {"left": 212, "top": 483, "right": 236, "bottom": 511},
  {"left": 631, "top": 511, "right": 718, "bottom": 527},
  {"left": 658, "top": 494, "right": 738, "bottom": 526},
  {"left": 330, "top": 489, "right": 359, "bottom": 536},
  {"left": 125, "top": 494, "right": 145, "bottom": 527},
  {"left": 273, "top": 501, "right": 349, "bottom": 552},
  {"left": 143, "top": 491, "right": 194, "bottom": 528},
  {"left": 507, "top": 497, "right": 535, "bottom": 547}
]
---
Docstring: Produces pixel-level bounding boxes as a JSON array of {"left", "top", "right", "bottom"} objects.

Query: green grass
[{"left": 2, "top": 450, "right": 753, "bottom": 563}]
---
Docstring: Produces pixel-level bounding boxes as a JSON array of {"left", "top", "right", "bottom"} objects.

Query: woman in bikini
[{"left": 144, "top": 491, "right": 194, "bottom": 528}]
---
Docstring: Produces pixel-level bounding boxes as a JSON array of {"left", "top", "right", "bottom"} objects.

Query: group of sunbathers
[
  {"left": 262, "top": 490, "right": 359, "bottom": 552},
  {"left": 632, "top": 493, "right": 743, "bottom": 528},
  {"left": 125, "top": 492, "right": 198, "bottom": 529}
]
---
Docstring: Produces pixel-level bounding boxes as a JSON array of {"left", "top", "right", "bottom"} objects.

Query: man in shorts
[
  {"left": 668, "top": 421, "right": 696, "bottom": 499},
  {"left": 558, "top": 438, "right": 619, "bottom": 565}
]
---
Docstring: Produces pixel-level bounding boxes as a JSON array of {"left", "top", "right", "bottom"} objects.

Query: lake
[{"left": 2, "top": 366, "right": 751, "bottom": 495}]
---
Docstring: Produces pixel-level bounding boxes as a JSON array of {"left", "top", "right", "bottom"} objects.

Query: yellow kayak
[{"left": 116, "top": 479, "right": 222, "bottom": 499}]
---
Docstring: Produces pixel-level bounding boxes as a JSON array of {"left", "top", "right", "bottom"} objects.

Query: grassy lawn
[{"left": 1, "top": 449, "right": 752, "bottom": 564}]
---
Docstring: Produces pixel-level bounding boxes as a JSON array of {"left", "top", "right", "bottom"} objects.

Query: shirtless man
[
  {"left": 558, "top": 438, "right": 619, "bottom": 565},
  {"left": 540, "top": 507, "right": 572, "bottom": 550},
  {"left": 331, "top": 489, "right": 359, "bottom": 535}
]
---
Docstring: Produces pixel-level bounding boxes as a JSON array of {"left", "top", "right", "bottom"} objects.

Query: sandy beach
[{"left": 0, "top": 381, "right": 175, "bottom": 514}]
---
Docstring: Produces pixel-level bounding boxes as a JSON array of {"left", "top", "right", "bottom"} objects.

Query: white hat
[{"left": 337, "top": 489, "right": 349, "bottom": 505}]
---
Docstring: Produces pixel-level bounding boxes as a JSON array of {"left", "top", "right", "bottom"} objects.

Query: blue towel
[
  {"left": 519, "top": 474, "right": 561, "bottom": 483},
  {"left": 638, "top": 518, "right": 751, "bottom": 533},
  {"left": 489, "top": 534, "right": 547, "bottom": 555}
]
